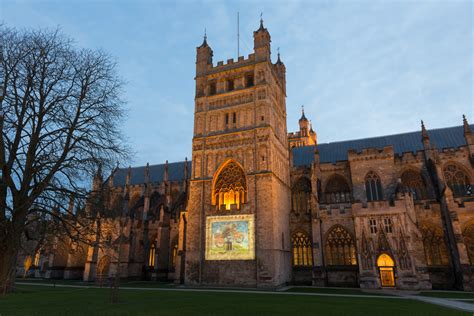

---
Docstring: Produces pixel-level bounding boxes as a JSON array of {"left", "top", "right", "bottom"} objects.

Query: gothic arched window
[
  {"left": 401, "top": 170, "right": 427, "bottom": 200},
  {"left": 292, "top": 231, "right": 313, "bottom": 267},
  {"left": 325, "top": 226, "right": 357, "bottom": 266},
  {"left": 149, "top": 244, "right": 156, "bottom": 268},
  {"left": 292, "top": 177, "right": 312, "bottom": 214},
  {"left": 365, "top": 171, "right": 383, "bottom": 201},
  {"left": 212, "top": 161, "right": 247, "bottom": 210},
  {"left": 324, "top": 174, "right": 351, "bottom": 203},
  {"left": 463, "top": 224, "right": 474, "bottom": 265},
  {"left": 421, "top": 226, "right": 449, "bottom": 266},
  {"left": 443, "top": 164, "right": 472, "bottom": 197}
]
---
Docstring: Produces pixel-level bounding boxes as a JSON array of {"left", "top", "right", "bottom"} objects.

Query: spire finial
[
  {"left": 200, "top": 28, "right": 208, "bottom": 47},
  {"left": 421, "top": 120, "right": 429, "bottom": 141},
  {"left": 258, "top": 12, "right": 264, "bottom": 30},
  {"left": 463, "top": 114, "right": 472, "bottom": 135}
]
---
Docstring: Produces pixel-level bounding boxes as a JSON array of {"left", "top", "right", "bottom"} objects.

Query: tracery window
[
  {"left": 421, "top": 227, "right": 449, "bottom": 266},
  {"left": 291, "top": 177, "right": 312, "bottom": 213},
  {"left": 212, "top": 161, "right": 247, "bottom": 210},
  {"left": 401, "top": 170, "right": 428, "bottom": 200},
  {"left": 443, "top": 164, "right": 472, "bottom": 197},
  {"left": 365, "top": 171, "right": 383, "bottom": 201},
  {"left": 292, "top": 231, "right": 313, "bottom": 267},
  {"left": 149, "top": 244, "right": 156, "bottom": 268},
  {"left": 323, "top": 174, "right": 351, "bottom": 203},
  {"left": 463, "top": 224, "right": 474, "bottom": 265},
  {"left": 325, "top": 226, "right": 357, "bottom": 266}
]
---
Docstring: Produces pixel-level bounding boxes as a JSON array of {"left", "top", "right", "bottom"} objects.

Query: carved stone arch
[
  {"left": 324, "top": 225, "right": 358, "bottom": 266},
  {"left": 211, "top": 159, "right": 247, "bottom": 210},
  {"left": 400, "top": 168, "right": 428, "bottom": 200},
  {"left": 291, "top": 230, "right": 313, "bottom": 267},
  {"left": 443, "top": 162, "right": 473, "bottom": 197},
  {"left": 291, "top": 176, "right": 312, "bottom": 214},
  {"left": 462, "top": 222, "right": 474, "bottom": 265},
  {"left": 97, "top": 255, "right": 111, "bottom": 278},
  {"left": 365, "top": 170, "right": 383, "bottom": 201},
  {"left": 323, "top": 174, "right": 351, "bottom": 203},
  {"left": 420, "top": 223, "right": 449, "bottom": 266}
]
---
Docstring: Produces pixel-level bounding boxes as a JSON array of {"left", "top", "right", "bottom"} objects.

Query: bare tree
[{"left": 0, "top": 26, "right": 130, "bottom": 293}]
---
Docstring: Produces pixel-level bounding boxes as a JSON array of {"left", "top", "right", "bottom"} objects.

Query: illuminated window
[
  {"left": 421, "top": 226, "right": 449, "bottom": 266},
  {"left": 365, "top": 171, "right": 383, "bottom": 201},
  {"left": 401, "top": 170, "right": 427, "bottom": 200},
  {"left": 292, "top": 177, "right": 311, "bottom": 214},
  {"left": 212, "top": 161, "right": 247, "bottom": 210},
  {"left": 149, "top": 244, "right": 156, "bottom": 268},
  {"left": 34, "top": 251, "right": 41, "bottom": 266},
  {"left": 369, "top": 219, "right": 377, "bottom": 234},
  {"left": 443, "top": 164, "right": 472, "bottom": 197},
  {"left": 323, "top": 174, "right": 351, "bottom": 203},
  {"left": 463, "top": 224, "right": 474, "bottom": 266},
  {"left": 172, "top": 245, "right": 178, "bottom": 266},
  {"left": 325, "top": 225, "right": 357, "bottom": 266},
  {"left": 292, "top": 231, "right": 313, "bottom": 266},
  {"left": 383, "top": 218, "right": 393, "bottom": 234}
]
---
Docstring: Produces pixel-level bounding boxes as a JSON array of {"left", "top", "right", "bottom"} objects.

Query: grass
[
  {"left": 0, "top": 284, "right": 468, "bottom": 316},
  {"left": 418, "top": 291, "right": 474, "bottom": 299}
]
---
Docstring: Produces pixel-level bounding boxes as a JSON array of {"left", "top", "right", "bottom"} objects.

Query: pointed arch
[
  {"left": 323, "top": 174, "right": 351, "bottom": 203},
  {"left": 97, "top": 256, "right": 111, "bottom": 277},
  {"left": 443, "top": 163, "right": 472, "bottom": 197},
  {"left": 400, "top": 169, "right": 428, "bottom": 200},
  {"left": 420, "top": 225, "right": 449, "bottom": 266},
  {"left": 212, "top": 159, "right": 247, "bottom": 210},
  {"left": 291, "top": 177, "right": 312, "bottom": 213},
  {"left": 365, "top": 171, "right": 383, "bottom": 201},
  {"left": 291, "top": 230, "right": 313, "bottom": 267},
  {"left": 463, "top": 223, "right": 474, "bottom": 265},
  {"left": 324, "top": 225, "right": 357, "bottom": 266}
]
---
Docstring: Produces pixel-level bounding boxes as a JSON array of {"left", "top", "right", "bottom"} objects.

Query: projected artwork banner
[{"left": 205, "top": 214, "right": 255, "bottom": 261}]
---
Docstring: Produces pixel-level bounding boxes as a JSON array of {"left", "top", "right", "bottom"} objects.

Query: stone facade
[{"left": 16, "top": 22, "right": 474, "bottom": 291}]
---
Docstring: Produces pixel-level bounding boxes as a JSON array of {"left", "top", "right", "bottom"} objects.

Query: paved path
[
  {"left": 15, "top": 282, "right": 474, "bottom": 312},
  {"left": 390, "top": 290, "right": 474, "bottom": 313}
]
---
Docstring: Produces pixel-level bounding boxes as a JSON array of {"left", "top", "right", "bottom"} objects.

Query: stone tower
[{"left": 185, "top": 20, "right": 291, "bottom": 287}]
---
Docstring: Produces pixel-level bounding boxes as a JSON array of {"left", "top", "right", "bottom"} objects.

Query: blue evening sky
[{"left": 2, "top": 0, "right": 473, "bottom": 167}]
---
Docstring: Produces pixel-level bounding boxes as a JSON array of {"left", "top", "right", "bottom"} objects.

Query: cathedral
[{"left": 18, "top": 21, "right": 474, "bottom": 291}]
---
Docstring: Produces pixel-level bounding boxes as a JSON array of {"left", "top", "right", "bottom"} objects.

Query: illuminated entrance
[{"left": 377, "top": 253, "right": 395, "bottom": 287}]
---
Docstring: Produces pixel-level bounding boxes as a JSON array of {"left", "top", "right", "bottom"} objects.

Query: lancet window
[
  {"left": 421, "top": 227, "right": 449, "bottom": 266},
  {"left": 292, "top": 231, "right": 313, "bottom": 267},
  {"left": 365, "top": 171, "right": 383, "bottom": 201},
  {"left": 292, "top": 177, "right": 312, "bottom": 214}
]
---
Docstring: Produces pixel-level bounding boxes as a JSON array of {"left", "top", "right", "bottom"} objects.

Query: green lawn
[{"left": 0, "top": 284, "right": 468, "bottom": 316}]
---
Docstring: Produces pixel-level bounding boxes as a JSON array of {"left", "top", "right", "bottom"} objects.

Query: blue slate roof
[
  {"left": 292, "top": 125, "right": 472, "bottom": 166},
  {"left": 110, "top": 124, "right": 471, "bottom": 185},
  {"left": 111, "top": 161, "right": 191, "bottom": 186}
]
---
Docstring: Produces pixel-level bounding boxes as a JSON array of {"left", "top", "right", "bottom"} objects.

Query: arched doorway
[{"left": 377, "top": 253, "right": 395, "bottom": 287}]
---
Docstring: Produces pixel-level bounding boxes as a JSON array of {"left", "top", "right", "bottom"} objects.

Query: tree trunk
[{"left": 0, "top": 233, "right": 19, "bottom": 295}]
